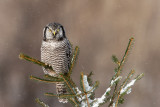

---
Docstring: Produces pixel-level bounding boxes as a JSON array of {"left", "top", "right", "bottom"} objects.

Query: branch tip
[{"left": 19, "top": 53, "right": 24, "bottom": 59}]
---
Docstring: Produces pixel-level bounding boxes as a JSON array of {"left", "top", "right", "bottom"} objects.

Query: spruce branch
[
  {"left": 19, "top": 53, "right": 55, "bottom": 73},
  {"left": 87, "top": 72, "right": 96, "bottom": 100},
  {"left": 59, "top": 74, "right": 76, "bottom": 94},
  {"left": 43, "top": 74, "right": 63, "bottom": 81},
  {"left": 45, "top": 93, "right": 58, "bottom": 97},
  {"left": 87, "top": 71, "right": 94, "bottom": 87},
  {"left": 116, "top": 37, "right": 134, "bottom": 77},
  {"left": 45, "top": 93, "right": 84, "bottom": 99},
  {"left": 87, "top": 81, "right": 99, "bottom": 94},
  {"left": 59, "top": 74, "right": 81, "bottom": 105},
  {"left": 35, "top": 98, "right": 49, "bottom": 107},
  {"left": 80, "top": 72, "right": 91, "bottom": 107},
  {"left": 19, "top": 37, "right": 143, "bottom": 107},
  {"left": 135, "top": 73, "right": 144, "bottom": 80},
  {"left": 109, "top": 37, "right": 135, "bottom": 107},
  {"left": 68, "top": 46, "right": 79, "bottom": 77},
  {"left": 115, "top": 70, "right": 135, "bottom": 106},
  {"left": 112, "top": 55, "right": 120, "bottom": 65},
  {"left": 69, "top": 98, "right": 79, "bottom": 107},
  {"left": 30, "top": 75, "right": 63, "bottom": 83}
]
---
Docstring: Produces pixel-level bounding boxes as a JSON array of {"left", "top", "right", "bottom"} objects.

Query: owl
[{"left": 41, "top": 22, "right": 72, "bottom": 103}]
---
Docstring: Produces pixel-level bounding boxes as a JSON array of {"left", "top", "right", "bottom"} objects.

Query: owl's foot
[{"left": 44, "top": 63, "right": 52, "bottom": 68}]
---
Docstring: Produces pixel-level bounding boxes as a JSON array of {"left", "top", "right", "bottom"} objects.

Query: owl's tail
[{"left": 56, "top": 82, "right": 68, "bottom": 103}]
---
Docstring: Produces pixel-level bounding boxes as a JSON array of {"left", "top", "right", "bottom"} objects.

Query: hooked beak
[{"left": 53, "top": 31, "right": 56, "bottom": 36}]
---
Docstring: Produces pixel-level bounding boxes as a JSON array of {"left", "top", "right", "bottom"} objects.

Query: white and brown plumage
[{"left": 41, "top": 23, "right": 72, "bottom": 103}]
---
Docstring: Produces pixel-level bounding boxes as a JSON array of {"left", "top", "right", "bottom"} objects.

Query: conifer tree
[{"left": 19, "top": 37, "right": 144, "bottom": 107}]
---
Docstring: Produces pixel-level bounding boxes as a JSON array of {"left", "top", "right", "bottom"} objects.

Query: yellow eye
[
  {"left": 57, "top": 29, "right": 60, "bottom": 32},
  {"left": 49, "top": 29, "right": 52, "bottom": 32}
]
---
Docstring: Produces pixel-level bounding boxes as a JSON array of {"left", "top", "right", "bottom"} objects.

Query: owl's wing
[{"left": 66, "top": 40, "right": 72, "bottom": 71}]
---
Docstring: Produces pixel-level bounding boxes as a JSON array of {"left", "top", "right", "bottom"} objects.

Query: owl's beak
[{"left": 53, "top": 31, "right": 56, "bottom": 36}]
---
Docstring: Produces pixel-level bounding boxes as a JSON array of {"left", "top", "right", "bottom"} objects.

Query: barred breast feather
[
  {"left": 41, "top": 38, "right": 71, "bottom": 75},
  {"left": 41, "top": 38, "right": 72, "bottom": 103}
]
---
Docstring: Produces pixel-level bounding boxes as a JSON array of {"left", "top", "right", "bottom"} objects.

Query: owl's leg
[
  {"left": 56, "top": 82, "right": 68, "bottom": 103},
  {"left": 42, "top": 67, "right": 56, "bottom": 76}
]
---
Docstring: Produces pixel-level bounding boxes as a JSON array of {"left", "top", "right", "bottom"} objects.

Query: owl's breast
[
  {"left": 41, "top": 41, "right": 62, "bottom": 63},
  {"left": 41, "top": 40, "right": 70, "bottom": 74}
]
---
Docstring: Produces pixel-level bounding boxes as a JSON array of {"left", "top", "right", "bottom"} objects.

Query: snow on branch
[
  {"left": 120, "top": 79, "right": 136, "bottom": 95},
  {"left": 19, "top": 37, "right": 144, "bottom": 107}
]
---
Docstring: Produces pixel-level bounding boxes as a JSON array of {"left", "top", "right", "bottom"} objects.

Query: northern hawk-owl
[{"left": 41, "top": 22, "right": 72, "bottom": 103}]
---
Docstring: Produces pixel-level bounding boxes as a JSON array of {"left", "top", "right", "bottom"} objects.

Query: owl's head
[{"left": 43, "top": 22, "right": 66, "bottom": 41}]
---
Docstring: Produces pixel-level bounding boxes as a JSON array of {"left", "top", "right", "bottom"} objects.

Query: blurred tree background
[{"left": 0, "top": 0, "right": 159, "bottom": 107}]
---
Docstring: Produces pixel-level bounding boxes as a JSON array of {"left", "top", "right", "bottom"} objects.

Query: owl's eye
[
  {"left": 48, "top": 29, "right": 52, "bottom": 32},
  {"left": 57, "top": 29, "right": 60, "bottom": 32}
]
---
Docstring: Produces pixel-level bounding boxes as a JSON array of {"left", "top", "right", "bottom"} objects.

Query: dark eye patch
[{"left": 43, "top": 26, "right": 49, "bottom": 41}]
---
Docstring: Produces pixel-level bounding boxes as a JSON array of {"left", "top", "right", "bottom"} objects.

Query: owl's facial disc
[
  {"left": 43, "top": 22, "right": 66, "bottom": 41},
  {"left": 48, "top": 28, "right": 56, "bottom": 36},
  {"left": 50, "top": 28, "right": 60, "bottom": 36}
]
